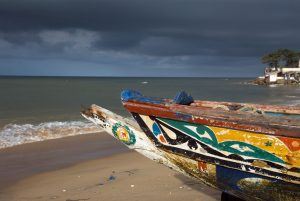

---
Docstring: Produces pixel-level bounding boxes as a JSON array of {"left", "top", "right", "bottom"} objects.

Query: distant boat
[
  {"left": 141, "top": 81, "right": 148, "bottom": 84},
  {"left": 82, "top": 90, "right": 300, "bottom": 201}
]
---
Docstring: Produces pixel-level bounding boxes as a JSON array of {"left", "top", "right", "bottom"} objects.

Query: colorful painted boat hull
[
  {"left": 120, "top": 90, "right": 300, "bottom": 201},
  {"left": 81, "top": 105, "right": 187, "bottom": 173}
]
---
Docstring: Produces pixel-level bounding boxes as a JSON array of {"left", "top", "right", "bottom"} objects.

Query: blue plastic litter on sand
[{"left": 108, "top": 175, "right": 116, "bottom": 181}]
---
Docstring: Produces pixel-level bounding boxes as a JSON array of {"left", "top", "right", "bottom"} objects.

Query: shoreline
[
  {"left": 0, "top": 132, "right": 128, "bottom": 190},
  {"left": 0, "top": 132, "right": 221, "bottom": 201}
]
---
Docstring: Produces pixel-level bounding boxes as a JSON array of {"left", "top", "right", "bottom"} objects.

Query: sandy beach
[{"left": 0, "top": 132, "right": 221, "bottom": 201}]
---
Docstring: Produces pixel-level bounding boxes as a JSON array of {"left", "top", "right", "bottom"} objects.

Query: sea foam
[{"left": 0, "top": 121, "right": 102, "bottom": 149}]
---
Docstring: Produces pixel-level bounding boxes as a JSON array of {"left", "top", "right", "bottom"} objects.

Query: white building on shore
[{"left": 261, "top": 60, "right": 300, "bottom": 84}]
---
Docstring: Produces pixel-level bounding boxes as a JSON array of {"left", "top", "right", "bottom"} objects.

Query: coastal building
[{"left": 261, "top": 59, "right": 300, "bottom": 84}]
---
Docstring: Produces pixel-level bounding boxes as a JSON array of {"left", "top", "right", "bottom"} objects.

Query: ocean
[{"left": 1, "top": 76, "right": 300, "bottom": 149}]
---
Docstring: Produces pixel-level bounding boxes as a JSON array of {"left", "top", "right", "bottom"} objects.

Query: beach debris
[
  {"left": 122, "top": 169, "right": 137, "bottom": 176},
  {"left": 62, "top": 189, "right": 67, "bottom": 192},
  {"left": 108, "top": 175, "right": 116, "bottom": 181},
  {"left": 130, "top": 184, "right": 135, "bottom": 188},
  {"left": 119, "top": 168, "right": 138, "bottom": 174},
  {"left": 65, "top": 199, "right": 90, "bottom": 201},
  {"left": 179, "top": 186, "right": 184, "bottom": 189}
]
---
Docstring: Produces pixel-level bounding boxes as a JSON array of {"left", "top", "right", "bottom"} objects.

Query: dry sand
[{"left": 0, "top": 132, "right": 221, "bottom": 201}]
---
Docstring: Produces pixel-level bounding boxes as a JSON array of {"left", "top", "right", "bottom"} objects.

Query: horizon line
[{"left": 0, "top": 75, "right": 256, "bottom": 79}]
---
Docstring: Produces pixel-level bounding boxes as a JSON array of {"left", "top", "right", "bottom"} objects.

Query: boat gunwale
[
  {"left": 123, "top": 100, "right": 300, "bottom": 138},
  {"left": 191, "top": 100, "right": 300, "bottom": 115}
]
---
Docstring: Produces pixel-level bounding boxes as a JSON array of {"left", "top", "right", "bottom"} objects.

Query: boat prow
[
  {"left": 120, "top": 89, "right": 300, "bottom": 201},
  {"left": 82, "top": 90, "right": 300, "bottom": 201},
  {"left": 81, "top": 104, "right": 184, "bottom": 172}
]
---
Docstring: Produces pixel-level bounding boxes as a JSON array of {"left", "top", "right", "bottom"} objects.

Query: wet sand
[
  {"left": 0, "top": 132, "right": 221, "bottom": 201},
  {"left": 0, "top": 132, "right": 127, "bottom": 190}
]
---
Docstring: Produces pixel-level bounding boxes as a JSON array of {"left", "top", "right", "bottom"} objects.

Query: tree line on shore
[{"left": 261, "top": 49, "right": 300, "bottom": 69}]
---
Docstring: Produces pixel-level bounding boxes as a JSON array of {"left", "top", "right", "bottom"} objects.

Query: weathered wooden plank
[
  {"left": 123, "top": 101, "right": 300, "bottom": 138},
  {"left": 192, "top": 100, "right": 300, "bottom": 115}
]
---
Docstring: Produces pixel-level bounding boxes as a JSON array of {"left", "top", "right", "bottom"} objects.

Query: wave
[
  {"left": 287, "top": 100, "right": 300, "bottom": 106},
  {"left": 0, "top": 120, "right": 102, "bottom": 149}
]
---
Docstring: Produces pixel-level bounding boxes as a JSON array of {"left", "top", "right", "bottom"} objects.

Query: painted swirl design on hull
[{"left": 132, "top": 113, "right": 300, "bottom": 184}]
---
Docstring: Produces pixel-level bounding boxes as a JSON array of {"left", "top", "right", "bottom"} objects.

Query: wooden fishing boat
[
  {"left": 82, "top": 89, "right": 300, "bottom": 201},
  {"left": 81, "top": 105, "right": 174, "bottom": 167}
]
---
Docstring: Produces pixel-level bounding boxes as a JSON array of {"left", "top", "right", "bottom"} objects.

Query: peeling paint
[{"left": 81, "top": 100, "right": 300, "bottom": 201}]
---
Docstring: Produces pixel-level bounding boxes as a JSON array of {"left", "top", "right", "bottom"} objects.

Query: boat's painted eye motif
[
  {"left": 152, "top": 122, "right": 161, "bottom": 136},
  {"left": 152, "top": 122, "right": 167, "bottom": 143},
  {"left": 112, "top": 122, "right": 136, "bottom": 145}
]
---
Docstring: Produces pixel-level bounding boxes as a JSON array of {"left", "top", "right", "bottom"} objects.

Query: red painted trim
[{"left": 123, "top": 101, "right": 300, "bottom": 138}]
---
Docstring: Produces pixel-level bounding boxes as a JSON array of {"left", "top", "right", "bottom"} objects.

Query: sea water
[{"left": 1, "top": 76, "right": 299, "bottom": 149}]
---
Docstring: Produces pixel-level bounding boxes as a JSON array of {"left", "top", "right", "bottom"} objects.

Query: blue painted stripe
[
  {"left": 264, "top": 111, "right": 300, "bottom": 119},
  {"left": 121, "top": 89, "right": 164, "bottom": 104},
  {"left": 216, "top": 165, "right": 276, "bottom": 191}
]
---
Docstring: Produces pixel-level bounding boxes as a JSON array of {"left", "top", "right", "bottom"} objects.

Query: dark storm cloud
[{"left": 0, "top": 0, "right": 299, "bottom": 76}]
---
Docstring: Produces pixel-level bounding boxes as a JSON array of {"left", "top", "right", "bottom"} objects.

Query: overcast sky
[{"left": 0, "top": 0, "right": 299, "bottom": 77}]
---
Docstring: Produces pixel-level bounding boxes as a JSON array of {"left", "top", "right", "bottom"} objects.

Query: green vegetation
[{"left": 261, "top": 49, "right": 300, "bottom": 69}]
